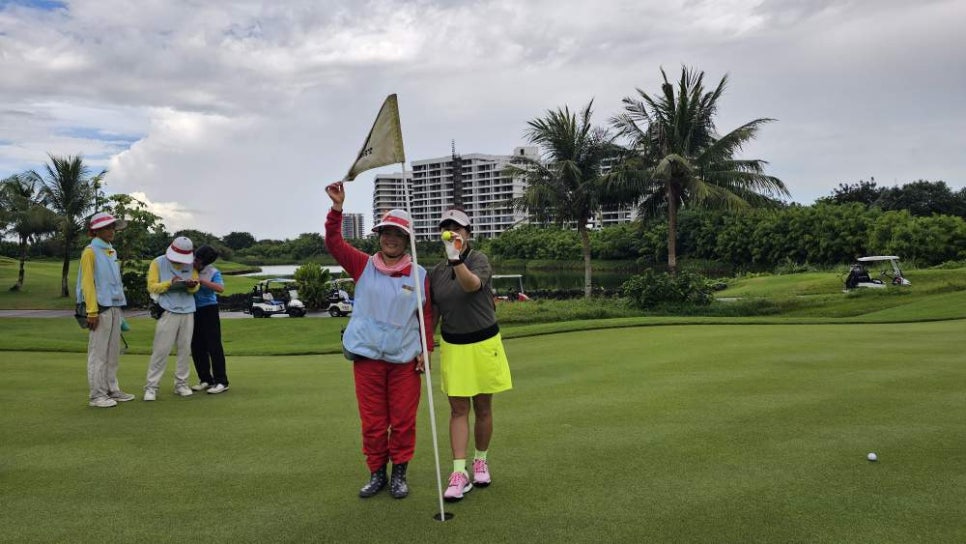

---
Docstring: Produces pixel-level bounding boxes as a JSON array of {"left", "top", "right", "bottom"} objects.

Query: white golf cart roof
[
  {"left": 491, "top": 274, "right": 523, "bottom": 279},
  {"left": 856, "top": 256, "right": 901, "bottom": 263}
]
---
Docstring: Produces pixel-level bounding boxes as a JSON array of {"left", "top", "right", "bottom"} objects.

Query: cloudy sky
[{"left": 2, "top": 0, "right": 964, "bottom": 240}]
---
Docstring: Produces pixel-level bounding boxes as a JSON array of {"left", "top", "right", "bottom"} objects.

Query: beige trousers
[
  {"left": 88, "top": 306, "right": 123, "bottom": 401},
  {"left": 144, "top": 311, "right": 194, "bottom": 392}
]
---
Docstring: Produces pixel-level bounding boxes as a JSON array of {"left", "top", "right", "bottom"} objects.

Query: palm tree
[
  {"left": 611, "top": 67, "right": 790, "bottom": 274},
  {"left": 504, "top": 101, "right": 616, "bottom": 298},
  {"left": 35, "top": 154, "right": 98, "bottom": 297},
  {"left": 0, "top": 174, "right": 59, "bottom": 290}
]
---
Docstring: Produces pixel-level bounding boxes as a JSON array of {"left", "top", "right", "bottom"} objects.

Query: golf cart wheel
[
  {"left": 289, "top": 308, "right": 306, "bottom": 318},
  {"left": 252, "top": 308, "right": 264, "bottom": 318},
  {"left": 329, "top": 307, "right": 341, "bottom": 317}
]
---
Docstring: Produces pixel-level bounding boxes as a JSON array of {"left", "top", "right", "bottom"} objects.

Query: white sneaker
[
  {"left": 191, "top": 382, "right": 210, "bottom": 391},
  {"left": 110, "top": 391, "right": 136, "bottom": 402},
  {"left": 174, "top": 385, "right": 194, "bottom": 397},
  {"left": 89, "top": 397, "right": 118, "bottom": 408},
  {"left": 143, "top": 389, "right": 156, "bottom": 401},
  {"left": 207, "top": 383, "right": 229, "bottom": 394}
]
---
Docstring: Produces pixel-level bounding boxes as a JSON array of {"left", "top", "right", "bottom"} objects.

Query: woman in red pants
[{"left": 324, "top": 182, "right": 433, "bottom": 499}]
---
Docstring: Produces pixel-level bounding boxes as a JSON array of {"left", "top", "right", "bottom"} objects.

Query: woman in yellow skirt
[{"left": 429, "top": 208, "right": 513, "bottom": 502}]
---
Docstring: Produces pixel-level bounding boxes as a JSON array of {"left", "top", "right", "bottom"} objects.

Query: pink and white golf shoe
[
  {"left": 443, "top": 471, "right": 472, "bottom": 502},
  {"left": 472, "top": 458, "right": 491, "bottom": 487}
]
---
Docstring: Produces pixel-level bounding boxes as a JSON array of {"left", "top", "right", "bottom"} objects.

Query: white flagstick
[{"left": 400, "top": 161, "right": 450, "bottom": 522}]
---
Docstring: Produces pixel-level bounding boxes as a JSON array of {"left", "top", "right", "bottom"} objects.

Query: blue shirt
[{"left": 193, "top": 266, "right": 223, "bottom": 308}]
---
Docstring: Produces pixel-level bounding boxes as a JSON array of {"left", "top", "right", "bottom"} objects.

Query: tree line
[
  {"left": 4, "top": 170, "right": 962, "bottom": 288},
  {"left": 489, "top": 200, "right": 966, "bottom": 272},
  {"left": 3, "top": 160, "right": 963, "bottom": 297}
]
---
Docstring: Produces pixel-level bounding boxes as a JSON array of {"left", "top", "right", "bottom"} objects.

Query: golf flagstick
[{"left": 400, "top": 160, "right": 452, "bottom": 522}]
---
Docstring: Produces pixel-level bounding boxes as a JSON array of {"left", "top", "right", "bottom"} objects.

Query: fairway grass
[{"left": 2, "top": 322, "right": 965, "bottom": 543}]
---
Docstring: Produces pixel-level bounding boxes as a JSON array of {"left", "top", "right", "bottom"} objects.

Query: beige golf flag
[{"left": 345, "top": 94, "right": 406, "bottom": 181}]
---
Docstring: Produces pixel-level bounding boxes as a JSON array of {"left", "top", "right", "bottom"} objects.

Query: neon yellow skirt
[{"left": 440, "top": 333, "right": 513, "bottom": 397}]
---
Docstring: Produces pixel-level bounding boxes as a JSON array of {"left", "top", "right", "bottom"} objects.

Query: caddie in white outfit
[{"left": 143, "top": 236, "right": 200, "bottom": 401}]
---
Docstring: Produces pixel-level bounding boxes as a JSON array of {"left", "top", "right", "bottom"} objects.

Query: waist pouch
[
  {"left": 75, "top": 304, "right": 112, "bottom": 329},
  {"left": 149, "top": 301, "right": 165, "bottom": 319}
]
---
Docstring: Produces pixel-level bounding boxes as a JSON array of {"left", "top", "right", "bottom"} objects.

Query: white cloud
[{"left": 126, "top": 191, "right": 195, "bottom": 234}]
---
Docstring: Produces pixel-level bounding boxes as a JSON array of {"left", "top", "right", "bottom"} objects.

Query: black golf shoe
[
  {"left": 390, "top": 462, "right": 409, "bottom": 499},
  {"left": 359, "top": 467, "right": 387, "bottom": 498}
]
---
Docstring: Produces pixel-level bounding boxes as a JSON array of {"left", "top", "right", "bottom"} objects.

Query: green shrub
[
  {"left": 121, "top": 261, "right": 149, "bottom": 308},
  {"left": 621, "top": 270, "right": 714, "bottom": 309},
  {"left": 293, "top": 263, "right": 332, "bottom": 310}
]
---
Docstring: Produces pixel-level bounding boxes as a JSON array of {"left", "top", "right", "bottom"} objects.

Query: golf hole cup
[{"left": 867, "top": 452, "right": 878, "bottom": 462}]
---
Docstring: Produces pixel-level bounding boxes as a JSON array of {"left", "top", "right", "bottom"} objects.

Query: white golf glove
[{"left": 443, "top": 233, "right": 463, "bottom": 261}]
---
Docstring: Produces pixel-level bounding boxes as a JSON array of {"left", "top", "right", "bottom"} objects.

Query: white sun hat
[
  {"left": 89, "top": 212, "right": 128, "bottom": 231},
  {"left": 165, "top": 236, "right": 194, "bottom": 264}
]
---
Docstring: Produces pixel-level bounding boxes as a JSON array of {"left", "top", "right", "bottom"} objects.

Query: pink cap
[{"left": 372, "top": 209, "right": 412, "bottom": 236}]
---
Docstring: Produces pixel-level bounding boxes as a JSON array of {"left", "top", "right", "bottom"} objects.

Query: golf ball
[
  {"left": 442, "top": 231, "right": 453, "bottom": 241},
  {"left": 867, "top": 452, "right": 878, "bottom": 462}
]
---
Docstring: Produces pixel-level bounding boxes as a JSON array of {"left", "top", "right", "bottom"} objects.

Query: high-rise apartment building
[
  {"left": 371, "top": 172, "right": 411, "bottom": 234},
  {"left": 592, "top": 156, "right": 638, "bottom": 228},
  {"left": 341, "top": 212, "right": 366, "bottom": 239},
  {"left": 593, "top": 205, "right": 637, "bottom": 228},
  {"left": 373, "top": 147, "right": 537, "bottom": 241}
]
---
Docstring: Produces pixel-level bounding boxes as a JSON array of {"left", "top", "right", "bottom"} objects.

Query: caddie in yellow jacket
[
  {"left": 76, "top": 212, "right": 134, "bottom": 408},
  {"left": 143, "top": 236, "right": 200, "bottom": 401}
]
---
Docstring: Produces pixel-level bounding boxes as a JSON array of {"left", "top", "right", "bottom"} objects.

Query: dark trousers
[{"left": 191, "top": 304, "right": 228, "bottom": 386}]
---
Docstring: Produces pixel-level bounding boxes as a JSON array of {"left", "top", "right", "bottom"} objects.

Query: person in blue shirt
[{"left": 190, "top": 245, "right": 229, "bottom": 394}]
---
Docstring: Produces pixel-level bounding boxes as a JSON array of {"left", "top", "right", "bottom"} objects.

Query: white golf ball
[{"left": 867, "top": 452, "right": 878, "bottom": 462}]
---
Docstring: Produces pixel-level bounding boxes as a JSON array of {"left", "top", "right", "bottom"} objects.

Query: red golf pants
[{"left": 353, "top": 359, "right": 421, "bottom": 472}]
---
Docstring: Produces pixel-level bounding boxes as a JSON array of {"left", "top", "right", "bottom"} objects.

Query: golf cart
[
  {"left": 844, "top": 256, "right": 911, "bottom": 290},
  {"left": 491, "top": 274, "right": 530, "bottom": 302},
  {"left": 326, "top": 278, "right": 354, "bottom": 317},
  {"left": 247, "top": 278, "right": 307, "bottom": 318}
]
